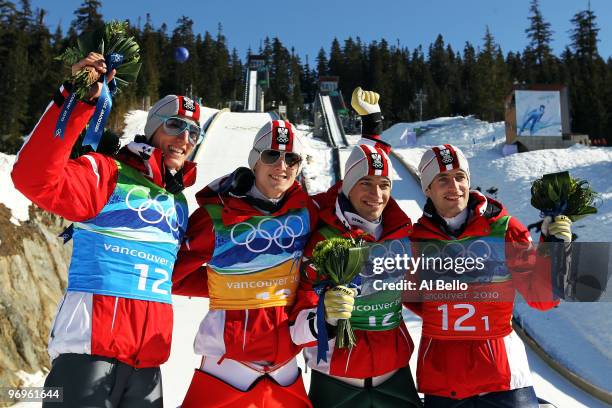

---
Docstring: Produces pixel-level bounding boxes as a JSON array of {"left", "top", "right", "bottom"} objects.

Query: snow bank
[
  {"left": 0, "top": 153, "right": 31, "bottom": 225},
  {"left": 298, "top": 130, "right": 334, "bottom": 194}
]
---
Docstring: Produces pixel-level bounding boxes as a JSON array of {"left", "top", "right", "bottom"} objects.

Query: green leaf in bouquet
[
  {"left": 113, "top": 77, "right": 129, "bottom": 88},
  {"left": 115, "top": 37, "right": 140, "bottom": 57},
  {"left": 547, "top": 183, "right": 559, "bottom": 203},
  {"left": 343, "top": 246, "right": 369, "bottom": 283},
  {"left": 117, "top": 59, "right": 141, "bottom": 77}
]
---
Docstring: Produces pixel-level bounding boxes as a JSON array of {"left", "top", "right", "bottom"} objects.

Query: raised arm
[{"left": 12, "top": 53, "right": 118, "bottom": 221}]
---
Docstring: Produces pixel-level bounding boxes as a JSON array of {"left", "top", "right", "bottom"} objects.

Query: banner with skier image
[{"left": 515, "top": 90, "right": 562, "bottom": 136}]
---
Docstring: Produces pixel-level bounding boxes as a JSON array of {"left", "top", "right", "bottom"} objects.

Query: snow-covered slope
[{"left": 385, "top": 117, "right": 612, "bottom": 242}]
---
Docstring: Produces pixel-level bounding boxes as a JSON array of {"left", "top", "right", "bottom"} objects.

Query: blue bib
[{"left": 66, "top": 160, "right": 188, "bottom": 303}]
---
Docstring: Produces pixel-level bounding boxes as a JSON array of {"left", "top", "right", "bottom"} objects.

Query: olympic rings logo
[
  {"left": 125, "top": 186, "right": 186, "bottom": 232},
  {"left": 360, "top": 239, "right": 409, "bottom": 278},
  {"left": 230, "top": 215, "right": 305, "bottom": 254},
  {"left": 419, "top": 239, "right": 503, "bottom": 275}
]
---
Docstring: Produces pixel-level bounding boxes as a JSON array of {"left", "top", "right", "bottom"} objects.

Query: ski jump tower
[
  {"left": 244, "top": 55, "right": 268, "bottom": 112},
  {"left": 313, "top": 76, "right": 348, "bottom": 147}
]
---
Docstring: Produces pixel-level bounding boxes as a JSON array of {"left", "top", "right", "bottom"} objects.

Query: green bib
[{"left": 318, "top": 225, "right": 410, "bottom": 331}]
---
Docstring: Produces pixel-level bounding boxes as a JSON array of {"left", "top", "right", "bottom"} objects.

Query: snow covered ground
[
  {"left": 3, "top": 112, "right": 611, "bottom": 407},
  {"left": 0, "top": 153, "right": 32, "bottom": 225}
]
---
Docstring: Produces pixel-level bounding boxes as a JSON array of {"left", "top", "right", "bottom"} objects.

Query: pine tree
[
  {"left": 474, "top": 27, "right": 510, "bottom": 121},
  {"left": 409, "top": 45, "right": 434, "bottom": 121},
  {"left": 387, "top": 45, "right": 410, "bottom": 122},
  {"left": 27, "top": 7, "right": 61, "bottom": 125},
  {"left": 288, "top": 49, "right": 304, "bottom": 121},
  {"left": 0, "top": 0, "right": 30, "bottom": 152},
  {"left": 197, "top": 31, "right": 221, "bottom": 105},
  {"left": 70, "top": 0, "right": 103, "bottom": 34},
  {"left": 525, "top": 0, "right": 553, "bottom": 66},
  {"left": 568, "top": 6, "right": 607, "bottom": 141},
  {"left": 460, "top": 42, "right": 478, "bottom": 115},
  {"left": 17, "top": 0, "right": 32, "bottom": 29},
  {"left": 0, "top": 0, "right": 18, "bottom": 24},
  {"left": 570, "top": 8, "right": 599, "bottom": 61},
  {"left": 268, "top": 37, "right": 291, "bottom": 111},
  {"left": 341, "top": 37, "right": 365, "bottom": 101},
  {"left": 446, "top": 45, "right": 462, "bottom": 116},
  {"left": 215, "top": 23, "right": 233, "bottom": 107},
  {"left": 316, "top": 47, "right": 328, "bottom": 77},
  {"left": 137, "top": 13, "right": 161, "bottom": 103},
  {"left": 300, "top": 54, "right": 317, "bottom": 105},
  {"left": 328, "top": 38, "right": 343, "bottom": 77},
  {"left": 428, "top": 34, "right": 451, "bottom": 116},
  {"left": 170, "top": 16, "right": 197, "bottom": 97},
  {"left": 228, "top": 48, "right": 243, "bottom": 102}
]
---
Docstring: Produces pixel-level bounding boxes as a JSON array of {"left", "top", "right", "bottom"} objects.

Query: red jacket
[
  {"left": 297, "top": 182, "right": 416, "bottom": 379},
  {"left": 172, "top": 179, "right": 320, "bottom": 367},
  {"left": 11, "top": 84, "right": 196, "bottom": 368},
  {"left": 410, "top": 191, "right": 558, "bottom": 398}
]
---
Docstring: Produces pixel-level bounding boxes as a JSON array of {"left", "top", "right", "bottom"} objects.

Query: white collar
[
  {"left": 345, "top": 211, "right": 383, "bottom": 240},
  {"left": 442, "top": 208, "right": 469, "bottom": 234},
  {"left": 334, "top": 199, "right": 383, "bottom": 240},
  {"left": 248, "top": 184, "right": 283, "bottom": 204}
]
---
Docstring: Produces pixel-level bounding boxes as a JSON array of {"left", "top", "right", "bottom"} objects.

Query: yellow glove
[
  {"left": 351, "top": 87, "right": 381, "bottom": 116},
  {"left": 324, "top": 285, "right": 357, "bottom": 325},
  {"left": 542, "top": 215, "right": 573, "bottom": 242}
]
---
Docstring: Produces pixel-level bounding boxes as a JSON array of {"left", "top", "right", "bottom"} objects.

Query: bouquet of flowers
[
  {"left": 531, "top": 171, "right": 599, "bottom": 226},
  {"left": 56, "top": 20, "right": 141, "bottom": 100},
  {"left": 312, "top": 237, "right": 368, "bottom": 349}
]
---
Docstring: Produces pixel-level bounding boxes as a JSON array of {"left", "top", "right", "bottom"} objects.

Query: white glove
[
  {"left": 542, "top": 215, "right": 573, "bottom": 242},
  {"left": 351, "top": 87, "right": 381, "bottom": 115},
  {"left": 324, "top": 285, "right": 357, "bottom": 326}
]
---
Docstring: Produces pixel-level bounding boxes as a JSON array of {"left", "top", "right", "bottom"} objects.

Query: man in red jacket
[
  {"left": 12, "top": 52, "right": 200, "bottom": 407},
  {"left": 411, "top": 144, "right": 572, "bottom": 407},
  {"left": 293, "top": 88, "right": 422, "bottom": 408},
  {"left": 172, "top": 119, "right": 318, "bottom": 407}
]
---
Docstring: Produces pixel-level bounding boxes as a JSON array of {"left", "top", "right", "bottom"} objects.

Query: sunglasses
[
  {"left": 155, "top": 114, "right": 203, "bottom": 145},
  {"left": 257, "top": 149, "right": 302, "bottom": 167}
]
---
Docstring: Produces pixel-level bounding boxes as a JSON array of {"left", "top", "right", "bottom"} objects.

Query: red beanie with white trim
[
  {"left": 341, "top": 138, "right": 393, "bottom": 197},
  {"left": 418, "top": 144, "right": 470, "bottom": 193}
]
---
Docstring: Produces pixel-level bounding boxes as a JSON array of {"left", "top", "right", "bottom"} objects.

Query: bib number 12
[{"left": 135, "top": 264, "right": 169, "bottom": 295}]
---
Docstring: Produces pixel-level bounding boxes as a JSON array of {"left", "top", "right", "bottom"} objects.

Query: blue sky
[{"left": 30, "top": 0, "right": 611, "bottom": 62}]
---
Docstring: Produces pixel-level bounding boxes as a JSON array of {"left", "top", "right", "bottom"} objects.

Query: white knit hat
[
  {"left": 341, "top": 138, "right": 393, "bottom": 197},
  {"left": 248, "top": 120, "right": 305, "bottom": 171},
  {"left": 418, "top": 144, "right": 470, "bottom": 192},
  {"left": 144, "top": 95, "right": 201, "bottom": 140}
]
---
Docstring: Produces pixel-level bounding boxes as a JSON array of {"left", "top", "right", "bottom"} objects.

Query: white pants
[{"left": 201, "top": 355, "right": 300, "bottom": 391}]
